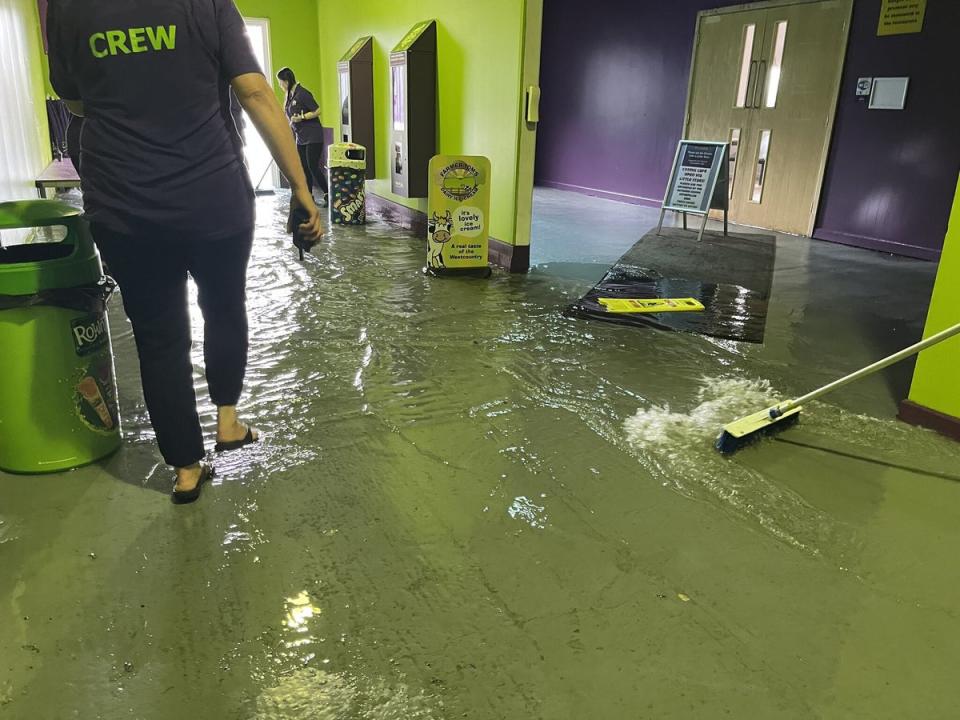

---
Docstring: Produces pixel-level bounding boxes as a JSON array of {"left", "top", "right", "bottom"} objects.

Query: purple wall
[
  {"left": 813, "top": 0, "right": 960, "bottom": 259},
  {"left": 536, "top": 0, "right": 960, "bottom": 258},
  {"left": 535, "top": 0, "right": 724, "bottom": 205}
]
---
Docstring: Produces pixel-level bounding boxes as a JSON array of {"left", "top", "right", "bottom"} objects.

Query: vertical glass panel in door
[
  {"left": 728, "top": 128, "right": 741, "bottom": 198},
  {"left": 734, "top": 24, "right": 757, "bottom": 108},
  {"left": 765, "top": 21, "right": 788, "bottom": 108},
  {"left": 751, "top": 130, "right": 771, "bottom": 203}
]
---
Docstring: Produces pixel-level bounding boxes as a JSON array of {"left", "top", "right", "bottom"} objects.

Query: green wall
[
  {"left": 316, "top": 0, "right": 528, "bottom": 245},
  {"left": 907, "top": 174, "right": 960, "bottom": 419},
  {"left": 235, "top": 0, "right": 322, "bottom": 103},
  {"left": 26, "top": 0, "right": 52, "bottom": 173}
]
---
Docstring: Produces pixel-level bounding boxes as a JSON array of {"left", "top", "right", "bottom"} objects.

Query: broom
[{"left": 716, "top": 321, "right": 960, "bottom": 455}]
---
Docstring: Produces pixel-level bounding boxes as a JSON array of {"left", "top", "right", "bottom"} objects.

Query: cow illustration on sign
[{"left": 427, "top": 210, "right": 453, "bottom": 269}]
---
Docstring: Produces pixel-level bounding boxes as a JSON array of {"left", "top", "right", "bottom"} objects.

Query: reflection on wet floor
[{"left": 1, "top": 191, "right": 958, "bottom": 718}]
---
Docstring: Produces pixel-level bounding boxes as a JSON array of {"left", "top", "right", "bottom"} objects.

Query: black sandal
[
  {"left": 214, "top": 426, "right": 259, "bottom": 453},
  {"left": 171, "top": 462, "right": 214, "bottom": 505}
]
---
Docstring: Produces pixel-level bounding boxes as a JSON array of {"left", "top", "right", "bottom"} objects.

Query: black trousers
[
  {"left": 92, "top": 226, "right": 254, "bottom": 468},
  {"left": 297, "top": 142, "right": 328, "bottom": 196}
]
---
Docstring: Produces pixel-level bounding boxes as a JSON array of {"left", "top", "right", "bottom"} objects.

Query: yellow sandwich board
[{"left": 426, "top": 155, "right": 492, "bottom": 277}]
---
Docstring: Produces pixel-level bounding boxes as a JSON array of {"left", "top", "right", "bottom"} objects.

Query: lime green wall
[
  {"left": 27, "top": 0, "right": 52, "bottom": 169},
  {"left": 908, "top": 174, "right": 960, "bottom": 418},
  {"left": 234, "top": 0, "right": 321, "bottom": 103},
  {"left": 317, "top": 0, "right": 528, "bottom": 245}
]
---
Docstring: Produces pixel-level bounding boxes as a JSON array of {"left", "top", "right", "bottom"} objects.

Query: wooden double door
[{"left": 686, "top": 0, "right": 851, "bottom": 235}]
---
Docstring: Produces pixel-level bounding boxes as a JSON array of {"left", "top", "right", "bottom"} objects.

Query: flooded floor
[{"left": 1, "top": 190, "right": 958, "bottom": 719}]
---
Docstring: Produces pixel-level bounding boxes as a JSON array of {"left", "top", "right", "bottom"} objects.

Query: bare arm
[
  {"left": 292, "top": 109, "right": 320, "bottom": 123},
  {"left": 231, "top": 72, "right": 322, "bottom": 242}
]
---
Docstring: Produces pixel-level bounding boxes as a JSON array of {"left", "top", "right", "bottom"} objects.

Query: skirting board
[
  {"left": 535, "top": 179, "right": 663, "bottom": 208},
  {"left": 813, "top": 228, "right": 941, "bottom": 261},
  {"left": 364, "top": 192, "right": 529, "bottom": 273},
  {"left": 898, "top": 399, "right": 960, "bottom": 443}
]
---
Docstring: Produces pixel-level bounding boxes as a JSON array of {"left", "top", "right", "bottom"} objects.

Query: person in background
[
  {"left": 276, "top": 67, "right": 328, "bottom": 207},
  {"left": 47, "top": 0, "right": 323, "bottom": 504}
]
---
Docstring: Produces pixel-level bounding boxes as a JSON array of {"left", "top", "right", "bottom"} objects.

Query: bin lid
[
  {"left": 328, "top": 142, "right": 367, "bottom": 170},
  {"left": 0, "top": 199, "right": 81, "bottom": 230},
  {"left": 0, "top": 200, "right": 102, "bottom": 297}
]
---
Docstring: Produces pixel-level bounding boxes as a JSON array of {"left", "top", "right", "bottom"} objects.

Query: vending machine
[
  {"left": 337, "top": 36, "right": 375, "bottom": 179},
  {"left": 390, "top": 20, "right": 437, "bottom": 198}
]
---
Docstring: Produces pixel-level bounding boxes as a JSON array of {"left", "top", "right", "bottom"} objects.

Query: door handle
[
  {"left": 754, "top": 60, "right": 767, "bottom": 108},
  {"left": 526, "top": 85, "right": 541, "bottom": 124}
]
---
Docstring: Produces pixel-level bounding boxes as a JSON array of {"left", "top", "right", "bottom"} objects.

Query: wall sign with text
[
  {"left": 662, "top": 142, "right": 725, "bottom": 214},
  {"left": 877, "top": 0, "right": 926, "bottom": 36}
]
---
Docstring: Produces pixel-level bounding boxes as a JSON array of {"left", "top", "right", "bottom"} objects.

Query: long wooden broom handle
[{"left": 778, "top": 322, "right": 960, "bottom": 415}]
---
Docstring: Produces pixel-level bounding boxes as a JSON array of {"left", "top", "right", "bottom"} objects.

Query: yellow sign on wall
[
  {"left": 426, "top": 155, "right": 492, "bottom": 277},
  {"left": 878, "top": 0, "right": 926, "bottom": 36}
]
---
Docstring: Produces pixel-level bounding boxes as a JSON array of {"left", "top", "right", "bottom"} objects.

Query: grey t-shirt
[{"left": 47, "top": 0, "right": 261, "bottom": 239}]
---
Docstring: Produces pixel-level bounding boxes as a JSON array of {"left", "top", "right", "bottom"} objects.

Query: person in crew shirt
[{"left": 47, "top": 0, "right": 324, "bottom": 503}]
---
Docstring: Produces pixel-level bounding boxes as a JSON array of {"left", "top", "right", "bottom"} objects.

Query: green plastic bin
[{"left": 0, "top": 200, "right": 121, "bottom": 474}]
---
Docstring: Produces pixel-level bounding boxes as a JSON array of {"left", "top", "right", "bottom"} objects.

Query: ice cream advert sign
[{"left": 426, "top": 155, "right": 491, "bottom": 276}]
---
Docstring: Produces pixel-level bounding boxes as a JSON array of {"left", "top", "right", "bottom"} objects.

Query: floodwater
[{"left": 1, "top": 193, "right": 959, "bottom": 719}]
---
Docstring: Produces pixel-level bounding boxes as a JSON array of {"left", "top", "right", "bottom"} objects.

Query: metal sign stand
[{"left": 657, "top": 142, "right": 729, "bottom": 242}]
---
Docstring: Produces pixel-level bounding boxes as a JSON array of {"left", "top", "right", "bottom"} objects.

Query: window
[
  {"left": 751, "top": 130, "right": 772, "bottom": 203},
  {"left": 734, "top": 24, "right": 756, "bottom": 108},
  {"left": 765, "top": 21, "right": 788, "bottom": 108}
]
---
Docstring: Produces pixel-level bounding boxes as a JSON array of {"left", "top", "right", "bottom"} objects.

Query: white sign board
[{"left": 662, "top": 141, "right": 725, "bottom": 214}]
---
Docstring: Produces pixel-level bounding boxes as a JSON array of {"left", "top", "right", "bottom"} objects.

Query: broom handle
[{"left": 779, "top": 322, "right": 960, "bottom": 414}]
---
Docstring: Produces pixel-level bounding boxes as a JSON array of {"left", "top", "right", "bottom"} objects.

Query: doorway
[
  {"left": 242, "top": 18, "right": 277, "bottom": 192},
  {"left": 685, "top": 0, "right": 851, "bottom": 235}
]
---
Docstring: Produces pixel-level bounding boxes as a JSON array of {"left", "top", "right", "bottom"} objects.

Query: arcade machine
[
  {"left": 337, "top": 36, "right": 376, "bottom": 179},
  {"left": 390, "top": 20, "right": 437, "bottom": 198}
]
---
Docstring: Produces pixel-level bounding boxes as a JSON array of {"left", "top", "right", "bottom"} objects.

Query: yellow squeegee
[{"left": 599, "top": 297, "right": 705, "bottom": 314}]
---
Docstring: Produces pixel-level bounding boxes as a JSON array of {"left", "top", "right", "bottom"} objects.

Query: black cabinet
[
  {"left": 337, "top": 36, "right": 376, "bottom": 179},
  {"left": 390, "top": 20, "right": 436, "bottom": 198}
]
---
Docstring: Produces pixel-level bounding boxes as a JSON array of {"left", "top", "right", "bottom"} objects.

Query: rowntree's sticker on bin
[
  {"left": 426, "top": 155, "right": 491, "bottom": 277},
  {"left": 71, "top": 313, "right": 109, "bottom": 357},
  {"left": 70, "top": 312, "right": 120, "bottom": 434},
  {"left": 75, "top": 358, "right": 119, "bottom": 434}
]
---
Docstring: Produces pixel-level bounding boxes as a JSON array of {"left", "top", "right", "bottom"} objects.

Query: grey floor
[
  {"left": 2, "top": 190, "right": 957, "bottom": 719},
  {"left": 529, "top": 186, "right": 940, "bottom": 414}
]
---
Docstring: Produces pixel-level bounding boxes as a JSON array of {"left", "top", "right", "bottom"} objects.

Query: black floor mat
[{"left": 566, "top": 227, "right": 776, "bottom": 343}]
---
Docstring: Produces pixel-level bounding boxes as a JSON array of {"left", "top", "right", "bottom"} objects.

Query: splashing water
[
  {"left": 623, "top": 376, "right": 855, "bottom": 557},
  {"left": 624, "top": 376, "right": 776, "bottom": 453}
]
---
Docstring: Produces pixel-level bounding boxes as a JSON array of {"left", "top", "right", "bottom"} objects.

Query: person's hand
[
  {"left": 290, "top": 187, "right": 323, "bottom": 244},
  {"left": 291, "top": 113, "right": 304, "bottom": 124}
]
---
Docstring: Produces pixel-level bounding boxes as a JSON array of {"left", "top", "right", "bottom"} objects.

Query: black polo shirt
[
  {"left": 47, "top": 0, "right": 262, "bottom": 240},
  {"left": 284, "top": 84, "right": 325, "bottom": 146}
]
